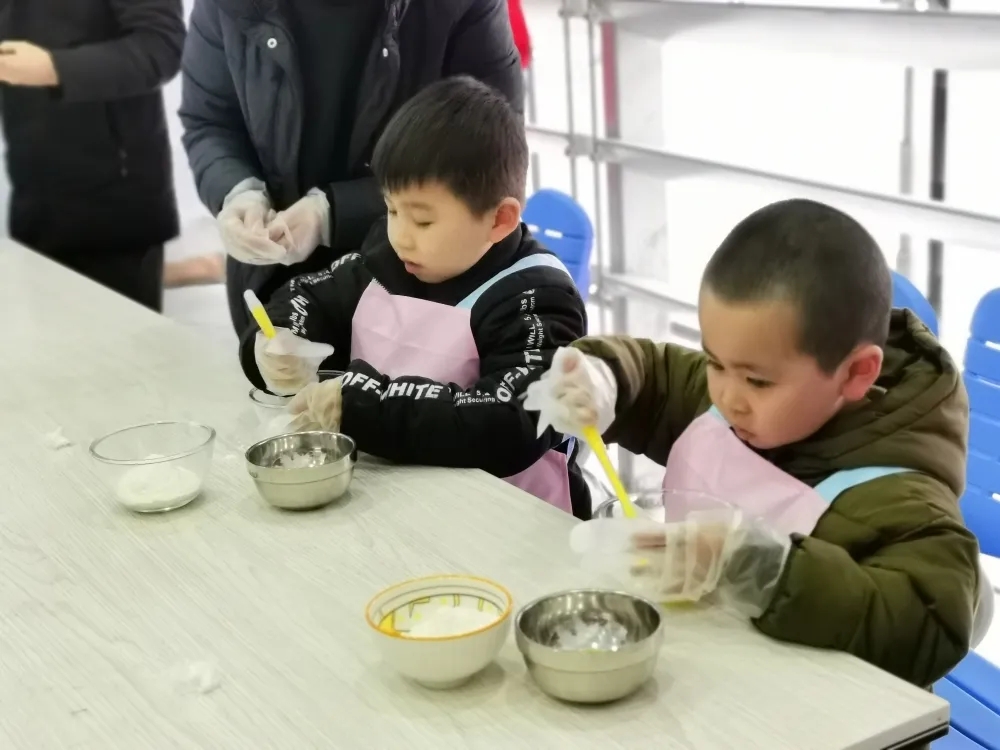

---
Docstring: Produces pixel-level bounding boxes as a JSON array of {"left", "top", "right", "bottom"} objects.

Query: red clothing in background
[{"left": 508, "top": 0, "right": 531, "bottom": 68}]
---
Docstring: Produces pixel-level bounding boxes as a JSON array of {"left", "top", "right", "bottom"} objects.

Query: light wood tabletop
[{"left": 0, "top": 241, "right": 949, "bottom": 749}]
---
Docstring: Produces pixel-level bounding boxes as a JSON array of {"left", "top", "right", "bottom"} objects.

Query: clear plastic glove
[
  {"left": 254, "top": 328, "right": 335, "bottom": 396},
  {"left": 288, "top": 378, "right": 343, "bottom": 432},
  {"left": 522, "top": 347, "right": 617, "bottom": 438},
  {"left": 217, "top": 179, "right": 290, "bottom": 265},
  {"left": 571, "top": 511, "right": 791, "bottom": 617},
  {"left": 267, "top": 189, "right": 331, "bottom": 266}
]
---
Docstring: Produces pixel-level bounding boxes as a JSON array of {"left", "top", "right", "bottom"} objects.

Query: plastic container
[
  {"left": 249, "top": 387, "right": 291, "bottom": 426},
  {"left": 89, "top": 421, "right": 215, "bottom": 512}
]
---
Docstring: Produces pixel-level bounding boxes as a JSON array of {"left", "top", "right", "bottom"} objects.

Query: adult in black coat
[
  {"left": 179, "top": 0, "right": 524, "bottom": 334},
  {"left": 0, "top": 0, "right": 186, "bottom": 311}
]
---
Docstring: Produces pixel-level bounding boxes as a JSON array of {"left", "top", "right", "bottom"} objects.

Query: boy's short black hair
[
  {"left": 370, "top": 76, "right": 528, "bottom": 215},
  {"left": 702, "top": 199, "right": 892, "bottom": 373}
]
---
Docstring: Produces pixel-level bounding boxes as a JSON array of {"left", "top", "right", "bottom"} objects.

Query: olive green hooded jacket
[{"left": 574, "top": 310, "right": 979, "bottom": 687}]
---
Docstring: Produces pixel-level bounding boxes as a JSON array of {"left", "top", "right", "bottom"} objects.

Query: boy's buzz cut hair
[
  {"left": 370, "top": 76, "right": 528, "bottom": 215},
  {"left": 702, "top": 198, "right": 892, "bottom": 373}
]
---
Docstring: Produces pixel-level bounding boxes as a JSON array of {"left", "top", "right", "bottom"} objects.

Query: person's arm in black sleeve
[
  {"left": 179, "top": 0, "right": 262, "bottom": 215},
  {"left": 239, "top": 253, "right": 369, "bottom": 390},
  {"left": 323, "top": 177, "right": 385, "bottom": 254},
  {"left": 340, "top": 276, "right": 587, "bottom": 476},
  {"left": 444, "top": 0, "right": 523, "bottom": 114},
  {"left": 48, "top": 0, "right": 185, "bottom": 103}
]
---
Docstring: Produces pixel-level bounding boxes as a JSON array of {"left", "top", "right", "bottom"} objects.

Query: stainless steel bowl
[
  {"left": 515, "top": 589, "right": 664, "bottom": 703},
  {"left": 245, "top": 431, "right": 357, "bottom": 510}
]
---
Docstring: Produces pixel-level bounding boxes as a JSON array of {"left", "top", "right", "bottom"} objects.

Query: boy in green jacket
[{"left": 526, "top": 198, "right": 985, "bottom": 687}]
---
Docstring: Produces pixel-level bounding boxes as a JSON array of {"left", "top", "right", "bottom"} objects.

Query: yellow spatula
[
  {"left": 244, "top": 289, "right": 276, "bottom": 339},
  {"left": 581, "top": 425, "right": 637, "bottom": 519}
]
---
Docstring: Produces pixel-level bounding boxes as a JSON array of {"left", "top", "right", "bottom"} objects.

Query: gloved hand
[
  {"left": 288, "top": 378, "right": 343, "bottom": 432},
  {"left": 217, "top": 179, "right": 290, "bottom": 265},
  {"left": 571, "top": 510, "right": 791, "bottom": 617},
  {"left": 523, "top": 347, "right": 617, "bottom": 438},
  {"left": 267, "top": 188, "right": 331, "bottom": 266},
  {"left": 254, "top": 327, "right": 335, "bottom": 396}
]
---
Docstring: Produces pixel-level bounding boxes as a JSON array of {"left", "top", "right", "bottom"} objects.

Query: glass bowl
[
  {"left": 249, "top": 387, "right": 292, "bottom": 424},
  {"left": 592, "top": 488, "right": 729, "bottom": 523},
  {"left": 89, "top": 421, "right": 215, "bottom": 513}
]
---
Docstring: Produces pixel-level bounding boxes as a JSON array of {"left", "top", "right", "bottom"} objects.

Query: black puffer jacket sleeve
[
  {"left": 340, "top": 270, "right": 587, "bottom": 477},
  {"left": 445, "top": 0, "right": 523, "bottom": 114},
  {"left": 322, "top": 0, "right": 524, "bottom": 251},
  {"left": 49, "top": 0, "right": 185, "bottom": 103},
  {"left": 178, "top": 0, "right": 262, "bottom": 214},
  {"left": 239, "top": 253, "right": 371, "bottom": 389}
]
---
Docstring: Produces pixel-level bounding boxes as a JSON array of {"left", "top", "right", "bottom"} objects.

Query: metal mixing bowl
[
  {"left": 515, "top": 589, "right": 664, "bottom": 703},
  {"left": 245, "top": 431, "right": 357, "bottom": 510}
]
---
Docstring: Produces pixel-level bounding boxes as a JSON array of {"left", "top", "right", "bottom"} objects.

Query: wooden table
[{"left": 0, "top": 241, "right": 949, "bottom": 748}]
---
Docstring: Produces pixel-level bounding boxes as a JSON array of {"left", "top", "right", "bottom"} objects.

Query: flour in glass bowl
[
  {"left": 406, "top": 607, "right": 500, "bottom": 638},
  {"left": 115, "top": 455, "right": 203, "bottom": 512}
]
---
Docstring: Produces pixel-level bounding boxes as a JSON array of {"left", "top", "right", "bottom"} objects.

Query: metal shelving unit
[{"left": 524, "top": 0, "right": 1000, "bottom": 482}]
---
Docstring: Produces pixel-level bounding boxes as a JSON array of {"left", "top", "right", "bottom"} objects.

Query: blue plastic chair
[
  {"left": 523, "top": 189, "right": 594, "bottom": 300},
  {"left": 892, "top": 270, "right": 940, "bottom": 336},
  {"left": 933, "top": 728, "right": 987, "bottom": 749},
  {"left": 962, "top": 288, "right": 1000, "bottom": 559},
  {"left": 935, "top": 680, "right": 1000, "bottom": 749},
  {"left": 934, "top": 287, "right": 1000, "bottom": 750}
]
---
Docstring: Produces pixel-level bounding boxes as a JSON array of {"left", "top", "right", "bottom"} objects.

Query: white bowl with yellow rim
[{"left": 364, "top": 574, "right": 513, "bottom": 689}]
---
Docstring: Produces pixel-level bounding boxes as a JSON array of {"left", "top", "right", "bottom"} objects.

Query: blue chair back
[
  {"left": 523, "top": 189, "right": 594, "bottom": 300},
  {"left": 963, "top": 288, "right": 1000, "bottom": 558},
  {"left": 892, "top": 271, "right": 940, "bottom": 337}
]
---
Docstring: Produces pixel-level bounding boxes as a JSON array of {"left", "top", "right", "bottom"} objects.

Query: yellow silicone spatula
[
  {"left": 581, "top": 425, "right": 637, "bottom": 519},
  {"left": 244, "top": 289, "right": 276, "bottom": 339}
]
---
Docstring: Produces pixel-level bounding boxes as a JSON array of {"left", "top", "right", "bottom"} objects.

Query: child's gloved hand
[
  {"left": 254, "top": 328, "right": 334, "bottom": 396},
  {"left": 288, "top": 378, "right": 343, "bottom": 432},
  {"left": 630, "top": 511, "right": 792, "bottom": 616},
  {"left": 570, "top": 511, "right": 791, "bottom": 617},
  {"left": 523, "top": 347, "right": 617, "bottom": 438}
]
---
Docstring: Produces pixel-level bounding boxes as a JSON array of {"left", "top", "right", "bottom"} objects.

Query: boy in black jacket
[{"left": 240, "top": 76, "right": 591, "bottom": 518}]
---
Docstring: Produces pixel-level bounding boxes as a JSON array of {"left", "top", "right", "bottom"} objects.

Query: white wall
[{"left": 524, "top": 0, "right": 1000, "bottom": 358}]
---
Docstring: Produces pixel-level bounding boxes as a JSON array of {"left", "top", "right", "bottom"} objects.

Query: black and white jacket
[{"left": 240, "top": 223, "right": 592, "bottom": 516}]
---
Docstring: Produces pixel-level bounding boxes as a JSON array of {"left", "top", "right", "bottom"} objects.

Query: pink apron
[
  {"left": 351, "top": 254, "right": 575, "bottom": 514},
  {"left": 662, "top": 407, "right": 907, "bottom": 536}
]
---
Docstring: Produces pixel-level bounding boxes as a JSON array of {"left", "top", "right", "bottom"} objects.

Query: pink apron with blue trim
[
  {"left": 350, "top": 254, "right": 575, "bottom": 514},
  {"left": 662, "top": 406, "right": 908, "bottom": 535}
]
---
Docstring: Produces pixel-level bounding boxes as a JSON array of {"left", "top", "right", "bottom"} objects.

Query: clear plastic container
[
  {"left": 89, "top": 422, "right": 215, "bottom": 513},
  {"left": 248, "top": 370, "right": 346, "bottom": 441},
  {"left": 592, "top": 488, "right": 728, "bottom": 523},
  {"left": 249, "top": 387, "right": 291, "bottom": 426}
]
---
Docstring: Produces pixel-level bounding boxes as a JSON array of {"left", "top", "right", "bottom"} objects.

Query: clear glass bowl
[
  {"left": 592, "top": 488, "right": 729, "bottom": 523},
  {"left": 249, "top": 387, "right": 292, "bottom": 425},
  {"left": 89, "top": 421, "right": 215, "bottom": 513},
  {"left": 248, "top": 371, "right": 344, "bottom": 421}
]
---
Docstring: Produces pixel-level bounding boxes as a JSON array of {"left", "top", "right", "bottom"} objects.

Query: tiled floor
[{"left": 164, "top": 223, "right": 1000, "bottom": 668}]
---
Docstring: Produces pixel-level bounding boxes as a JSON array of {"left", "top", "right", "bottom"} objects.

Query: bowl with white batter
[
  {"left": 365, "top": 574, "right": 513, "bottom": 689},
  {"left": 89, "top": 421, "right": 216, "bottom": 513}
]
